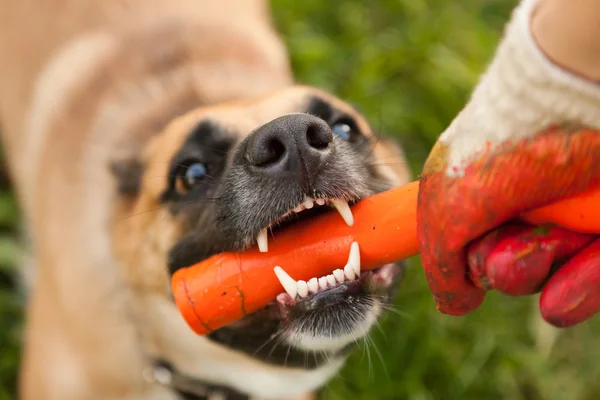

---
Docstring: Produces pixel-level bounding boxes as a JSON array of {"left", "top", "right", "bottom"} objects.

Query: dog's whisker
[
  {"left": 363, "top": 334, "right": 374, "bottom": 381},
  {"left": 144, "top": 174, "right": 217, "bottom": 181},
  {"left": 284, "top": 343, "right": 293, "bottom": 368},
  {"left": 378, "top": 303, "right": 413, "bottom": 321},
  {"left": 252, "top": 330, "right": 282, "bottom": 358},
  {"left": 365, "top": 161, "right": 411, "bottom": 168},
  {"left": 264, "top": 327, "right": 289, "bottom": 362},
  {"left": 266, "top": 334, "right": 287, "bottom": 362},
  {"left": 119, "top": 206, "right": 165, "bottom": 221},
  {"left": 372, "top": 152, "right": 413, "bottom": 160},
  {"left": 373, "top": 318, "right": 388, "bottom": 341},
  {"left": 367, "top": 332, "right": 389, "bottom": 381},
  {"left": 311, "top": 351, "right": 319, "bottom": 368},
  {"left": 119, "top": 196, "right": 221, "bottom": 221}
]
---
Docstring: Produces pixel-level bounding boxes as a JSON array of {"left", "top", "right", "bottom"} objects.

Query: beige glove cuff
[{"left": 438, "top": 0, "right": 600, "bottom": 178}]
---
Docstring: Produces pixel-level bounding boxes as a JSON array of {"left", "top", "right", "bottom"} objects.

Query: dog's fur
[{"left": 0, "top": 1, "right": 411, "bottom": 399}]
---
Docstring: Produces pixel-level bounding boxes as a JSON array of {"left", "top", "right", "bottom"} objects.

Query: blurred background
[{"left": 2, "top": 0, "right": 600, "bottom": 399}]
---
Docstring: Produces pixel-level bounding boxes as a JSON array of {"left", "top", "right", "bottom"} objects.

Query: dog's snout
[{"left": 245, "top": 114, "right": 333, "bottom": 187}]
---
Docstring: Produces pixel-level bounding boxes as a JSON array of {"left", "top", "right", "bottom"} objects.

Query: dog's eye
[
  {"left": 332, "top": 123, "right": 351, "bottom": 141},
  {"left": 174, "top": 161, "right": 208, "bottom": 194},
  {"left": 185, "top": 162, "right": 207, "bottom": 185}
]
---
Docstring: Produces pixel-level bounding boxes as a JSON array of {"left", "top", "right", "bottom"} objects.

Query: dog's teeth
[
  {"left": 304, "top": 198, "right": 314, "bottom": 209},
  {"left": 326, "top": 274, "right": 336, "bottom": 287},
  {"left": 293, "top": 204, "right": 304, "bottom": 213},
  {"left": 297, "top": 280, "right": 309, "bottom": 298},
  {"left": 331, "top": 199, "right": 354, "bottom": 226},
  {"left": 256, "top": 228, "right": 268, "bottom": 252},
  {"left": 318, "top": 277, "right": 329, "bottom": 290},
  {"left": 343, "top": 263, "right": 356, "bottom": 280},
  {"left": 315, "top": 198, "right": 326, "bottom": 206},
  {"left": 308, "top": 277, "right": 319, "bottom": 293},
  {"left": 348, "top": 242, "right": 361, "bottom": 276},
  {"left": 273, "top": 266, "right": 297, "bottom": 299},
  {"left": 333, "top": 269, "right": 345, "bottom": 283}
]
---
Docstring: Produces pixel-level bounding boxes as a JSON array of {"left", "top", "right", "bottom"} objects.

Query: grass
[{"left": 2, "top": 1, "right": 600, "bottom": 399}]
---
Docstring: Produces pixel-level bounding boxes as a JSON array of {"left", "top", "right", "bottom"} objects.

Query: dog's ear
[
  {"left": 371, "top": 136, "right": 413, "bottom": 186},
  {"left": 110, "top": 158, "right": 144, "bottom": 197}
]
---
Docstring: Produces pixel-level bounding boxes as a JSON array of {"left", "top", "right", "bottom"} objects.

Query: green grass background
[{"left": 2, "top": 1, "right": 600, "bottom": 399}]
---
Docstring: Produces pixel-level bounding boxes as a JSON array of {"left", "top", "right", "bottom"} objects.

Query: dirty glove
[{"left": 417, "top": 0, "right": 600, "bottom": 327}]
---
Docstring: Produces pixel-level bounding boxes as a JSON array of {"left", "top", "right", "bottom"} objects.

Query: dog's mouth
[{"left": 245, "top": 196, "right": 403, "bottom": 319}]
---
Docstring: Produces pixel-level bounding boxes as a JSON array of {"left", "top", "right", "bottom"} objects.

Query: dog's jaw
[
  {"left": 286, "top": 302, "right": 382, "bottom": 352},
  {"left": 279, "top": 261, "right": 404, "bottom": 353}
]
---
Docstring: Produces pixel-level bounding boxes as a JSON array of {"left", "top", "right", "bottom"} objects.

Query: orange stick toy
[{"left": 172, "top": 181, "right": 600, "bottom": 335}]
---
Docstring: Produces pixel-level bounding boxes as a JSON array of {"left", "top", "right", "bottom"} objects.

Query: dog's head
[{"left": 111, "top": 85, "right": 410, "bottom": 392}]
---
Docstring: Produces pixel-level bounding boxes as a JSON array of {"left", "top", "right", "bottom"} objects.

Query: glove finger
[
  {"left": 467, "top": 222, "right": 531, "bottom": 290},
  {"left": 468, "top": 224, "right": 594, "bottom": 295},
  {"left": 540, "top": 237, "right": 600, "bottom": 327}
]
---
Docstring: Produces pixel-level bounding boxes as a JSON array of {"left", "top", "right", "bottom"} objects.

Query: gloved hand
[{"left": 417, "top": 0, "right": 600, "bottom": 327}]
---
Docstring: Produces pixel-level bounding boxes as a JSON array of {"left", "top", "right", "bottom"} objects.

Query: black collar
[{"left": 145, "top": 360, "right": 250, "bottom": 400}]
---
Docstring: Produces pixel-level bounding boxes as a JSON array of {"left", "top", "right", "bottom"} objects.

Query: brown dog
[{"left": 0, "top": 0, "right": 411, "bottom": 399}]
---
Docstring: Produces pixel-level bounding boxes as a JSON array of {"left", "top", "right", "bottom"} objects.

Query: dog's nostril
[
  {"left": 306, "top": 124, "right": 332, "bottom": 150},
  {"left": 262, "top": 138, "right": 286, "bottom": 165},
  {"left": 248, "top": 135, "right": 287, "bottom": 167}
]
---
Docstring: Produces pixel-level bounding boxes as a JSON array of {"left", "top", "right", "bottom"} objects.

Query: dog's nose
[{"left": 246, "top": 114, "right": 333, "bottom": 188}]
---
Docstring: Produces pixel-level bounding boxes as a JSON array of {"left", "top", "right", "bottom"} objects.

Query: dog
[{"left": 0, "top": 0, "right": 412, "bottom": 399}]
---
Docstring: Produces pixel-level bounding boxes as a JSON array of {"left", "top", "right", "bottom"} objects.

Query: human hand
[{"left": 416, "top": 0, "right": 600, "bottom": 327}]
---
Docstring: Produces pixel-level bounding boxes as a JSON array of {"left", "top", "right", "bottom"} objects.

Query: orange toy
[{"left": 172, "top": 180, "right": 600, "bottom": 335}]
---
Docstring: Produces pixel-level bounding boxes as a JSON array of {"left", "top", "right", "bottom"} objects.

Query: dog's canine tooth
[
  {"left": 333, "top": 269, "right": 345, "bottom": 283},
  {"left": 304, "top": 198, "right": 314, "bottom": 209},
  {"left": 318, "top": 277, "right": 329, "bottom": 290},
  {"left": 326, "top": 274, "right": 336, "bottom": 287},
  {"left": 349, "top": 242, "right": 360, "bottom": 276},
  {"left": 331, "top": 199, "right": 354, "bottom": 226},
  {"left": 315, "top": 198, "right": 326, "bottom": 206},
  {"left": 256, "top": 228, "right": 268, "bottom": 252},
  {"left": 273, "top": 266, "right": 297, "bottom": 299},
  {"left": 297, "top": 280, "right": 309, "bottom": 297},
  {"left": 307, "top": 277, "right": 319, "bottom": 293}
]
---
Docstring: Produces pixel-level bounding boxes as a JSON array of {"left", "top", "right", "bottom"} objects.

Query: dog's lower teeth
[
  {"left": 272, "top": 242, "right": 362, "bottom": 300},
  {"left": 297, "top": 280, "right": 309, "bottom": 297},
  {"left": 307, "top": 277, "right": 319, "bottom": 293},
  {"left": 318, "top": 277, "right": 328, "bottom": 290},
  {"left": 326, "top": 274, "right": 336, "bottom": 286},
  {"left": 333, "top": 269, "right": 345, "bottom": 283}
]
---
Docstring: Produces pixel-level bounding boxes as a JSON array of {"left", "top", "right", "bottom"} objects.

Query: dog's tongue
[{"left": 417, "top": 126, "right": 600, "bottom": 316}]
